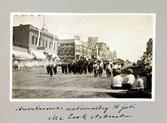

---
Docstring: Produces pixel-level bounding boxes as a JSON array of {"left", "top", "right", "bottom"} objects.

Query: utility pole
[{"left": 42, "top": 15, "right": 45, "bottom": 47}]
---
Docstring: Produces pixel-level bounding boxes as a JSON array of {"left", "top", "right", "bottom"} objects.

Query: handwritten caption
[{"left": 15, "top": 103, "right": 136, "bottom": 121}]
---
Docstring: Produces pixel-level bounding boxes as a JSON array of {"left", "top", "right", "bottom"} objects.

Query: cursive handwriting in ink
[
  {"left": 113, "top": 103, "right": 136, "bottom": 113},
  {"left": 65, "top": 105, "right": 108, "bottom": 113},
  {"left": 15, "top": 105, "right": 63, "bottom": 111},
  {"left": 48, "top": 115, "right": 64, "bottom": 120},
  {"left": 68, "top": 113, "right": 87, "bottom": 120},
  {"left": 91, "top": 113, "right": 132, "bottom": 119}
]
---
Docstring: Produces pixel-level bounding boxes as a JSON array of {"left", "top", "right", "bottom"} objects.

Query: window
[
  {"left": 58, "top": 49, "right": 60, "bottom": 54},
  {"left": 50, "top": 42, "right": 53, "bottom": 49},
  {"left": 49, "top": 42, "right": 51, "bottom": 49},
  {"left": 76, "top": 46, "right": 78, "bottom": 52},
  {"left": 35, "top": 38, "right": 37, "bottom": 45},
  {"left": 54, "top": 43, "right": 55, "bottom": 50},
  {"left": 43, "top": 40, "right": 45, "bottom": 47},
  {"left": 32, "top": 36, "right": 35, "bottom": 44},
  {"left": 76, "top": 46, "right": 80, "bottom": 52},
  {"left": 60, "top": 48, "right": 63, "bottom": 52},
  {"left": 39, "top": 38, "right": 41, "bottom": 46},
  {"left": 64, "top": 48, "right": 67, "bottom": 53},
  {"left": 35, "top": 37, "right": 37, "bottom": 45},
  {"left": 46, "top": 40, "right": 47, "bottom": 48},
  {"left": 67, "top": 47, "right": 71, "bottom": 52},
  {"left": 70, "top": 48, "right": 74, "bottom": 53}
]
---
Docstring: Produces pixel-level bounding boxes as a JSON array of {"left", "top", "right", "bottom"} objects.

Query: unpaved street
[{"left": 12, "top": 67, "right": 117, "bottom": 99}]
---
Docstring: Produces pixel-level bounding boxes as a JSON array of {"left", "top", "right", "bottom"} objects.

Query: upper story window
[
  {"left": 49, "top": 42, "right": 51, "bottom": 49},
  {"left": 46, "top": 40, "right": 48, "bottom": 48},
  {"left": 54, "top": 43, "right": 55, "bottom": 50},
  {"left": 63, "top": 48, "right": 67, "bottom": 53},
  {"left": 58, "top": 49, "right": 60, "bottom": 54},
  {"left": 35, "top": 37, "right": 37, "bottom": 45},
  {"left": 67, "top": 47, "right": 71, "bottom": 52},
  {"left": 76, "top": 46, "right": 80, "bottom": 52},
  {"left": 39, "top": 38, "right": 41, "bottom": 46},
  {"left": 35, "top": 38, "right": 37, "bottom": 45},
  {"left": 32, "top": 36, "right": 35, "bottom": 44},
  {"left": 60, "top": 48, "right": 63, "bottom": 52}
]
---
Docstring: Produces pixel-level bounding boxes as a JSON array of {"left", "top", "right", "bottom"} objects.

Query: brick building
[
  {"left": 57, "top": 38, "right": 91, "bottom": 62},
  {"left": 13, "top": 24, "right": 58, "bottom": 60}
]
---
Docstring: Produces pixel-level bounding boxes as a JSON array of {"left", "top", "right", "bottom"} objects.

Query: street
[
  {"left": 12, "top": 65, "right": 152, "bottom": 99},
  {"left": 12, "top": 67, "right": 117, "bottom": 99}
]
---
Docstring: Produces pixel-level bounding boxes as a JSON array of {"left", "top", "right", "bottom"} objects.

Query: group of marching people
[
  {"left": 60, "top": 57, "right": 104, "bottom": 76},
  {"left": 60, "top": 56, "right": 93, "bottom": 75},
  {"left": 60, "top": 56, "right": 124, "bottom": 78},
  {"left": 45, "top": 55, "right": 125, "bottom": 78}
]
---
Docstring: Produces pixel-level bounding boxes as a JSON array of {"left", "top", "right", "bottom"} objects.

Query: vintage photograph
[{"left": 11, "top": 13, "right": 155, "bottom": 100}]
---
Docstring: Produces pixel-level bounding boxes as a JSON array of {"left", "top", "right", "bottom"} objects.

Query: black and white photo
[{"left": 11, "top": 13, "right": 155, "bottom": 101}]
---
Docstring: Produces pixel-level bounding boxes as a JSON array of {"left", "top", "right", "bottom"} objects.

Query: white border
[{"left": 10, "top": 12, "right": 156, "bottom": 102}]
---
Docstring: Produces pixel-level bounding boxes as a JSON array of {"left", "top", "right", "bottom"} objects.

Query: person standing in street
[
  {"left": 112, "top": 62, "right": 118, "bottom": 76},
  {"left": 45, "top": 55, "right": 50, "bottom": 74},
  {"left": 93, "top": 61, "right": 98, "bottom": 77},
  {"left": 53, "top": 56, "right": 59, "bottom": 74},
  {"left": 97, "top": 60, "right": 103, "bottom": 77},
  {"left": 106, "top": 61, "right": 112, "bottom": 77},
  {"left": 47, "top": 55, "right": 54, "bottom": 77}
]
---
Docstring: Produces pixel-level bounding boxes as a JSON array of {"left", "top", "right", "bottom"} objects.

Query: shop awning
[
  {"left": 31, "top": 50, "right": 46, "bottom": 59},
  {"left": 12, "top": 50, "right": 33, "bottom": 60}
]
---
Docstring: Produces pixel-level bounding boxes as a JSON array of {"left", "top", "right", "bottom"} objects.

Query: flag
[{"left": 88, "top": 37, "right": 98, "bottom": 51}]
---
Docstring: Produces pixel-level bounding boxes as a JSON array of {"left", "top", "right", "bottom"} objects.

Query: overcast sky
[{"left": 12, "top": 13, "right": 155, "bottom": 62}]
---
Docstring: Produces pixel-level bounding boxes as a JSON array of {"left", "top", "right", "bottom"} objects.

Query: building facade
[
  {"left": 13, "top": 24, "right": 58, "bottom": 60},
  {"left": 57, "top": 39, "right": 75, "bottom": 61},
  {"left": 57, "top": 38, "right": 91, "bottom": 62},
  {"left": 96, "top": 42, "right": 112, "bottom": 60}
]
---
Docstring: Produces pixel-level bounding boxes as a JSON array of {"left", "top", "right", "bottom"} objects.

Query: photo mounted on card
[{"left": 10, "top": 13, "right": 155, "bottom": 102}]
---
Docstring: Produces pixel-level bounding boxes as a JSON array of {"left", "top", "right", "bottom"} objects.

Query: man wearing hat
[
  {"left": 122, "top": 69, "right": 135, "bottom": 89},
  {"left": 110, "top": 69, "right": 123, "bottom": 89}
]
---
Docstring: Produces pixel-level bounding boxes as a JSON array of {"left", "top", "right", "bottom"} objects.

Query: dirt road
[{"left": 12, "top": 67, "right": 116, "bottom": 99}]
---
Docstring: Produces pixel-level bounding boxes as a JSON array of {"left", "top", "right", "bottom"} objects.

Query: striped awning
[
  {"left": 31, "top": 50, "right": 46, "bottom": 59},
  {"left": 12, "top": 50, "right": 33, "bottom": 60}
]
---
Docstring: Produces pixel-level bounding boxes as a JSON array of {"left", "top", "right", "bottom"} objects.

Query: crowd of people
[
  {"left": 110, "top": 69, "right": 144, "bottom": 90},
  {"left": 110, "top": 64, "right": 152, "bottom": 95},
  {"left": 13, "top": 54, "right": 152, "bottom": 93},
  {"left": 45, "top": 55, "right": 125, "bottom": 78},
  {"left": 46, "top": 55, "right": 149, "bottom": 92}
]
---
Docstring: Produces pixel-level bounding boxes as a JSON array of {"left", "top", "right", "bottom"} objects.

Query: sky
[{"left": 12, "top": 13, "right": 155, "bottom": 62}]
